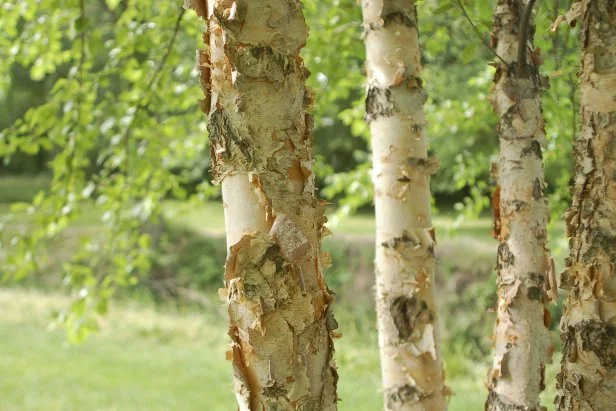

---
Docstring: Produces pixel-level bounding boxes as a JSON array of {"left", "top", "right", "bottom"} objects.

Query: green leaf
[
  {"left": 106, "top": 0, "right": 122, "bottom": 11},
  {"left": 461, "top": 43, "right": 478, "bottom": 64},
  {"left": 95, "top": 297, "right": 109, "bottom": 316},
  {"left": 434, "top": 2, "right": 455, "bottom": 14},
  {"left": 74, "top": 16, "right": 89, "bottom": 32}
]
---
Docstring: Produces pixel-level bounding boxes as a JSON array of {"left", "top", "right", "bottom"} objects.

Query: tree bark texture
[
  {"left": 556, "top": 1, "right": 616, "bottom": 410},
  {"left": 362, "top": 1, "right": 448, "bottom": 410},
  {"left": 189, "top": 1, "right": 339, "bottom": 409},
  {"left": 486, "top": 1, "right": 552, "bottom": 410}
]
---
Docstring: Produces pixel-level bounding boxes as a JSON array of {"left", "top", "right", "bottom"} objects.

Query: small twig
[
  {"left": 147, "top": 8, "right": 186, "bottom": 91},
  {"left": 120, "top": 6, "right": 186, "bottom": 174},
  {"left": 454, "top": 0, "right": 509, "bottom": 66}
]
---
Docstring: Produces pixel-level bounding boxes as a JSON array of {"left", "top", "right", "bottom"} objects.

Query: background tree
[
  {"left": 485, "top": 1, "right": 552, "bottom": 410},
  {"left": 556, "top": 1, "right": 616, "bottom": 409},
  {"left": 362, "top": 1, "right": 448, "bottom": 409}
]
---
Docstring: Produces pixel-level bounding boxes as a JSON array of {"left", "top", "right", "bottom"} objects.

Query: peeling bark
[
  {"left": 486, "top": 2, "right": 552, "bottom": 410},
  {"left": 189, "top": 1, "right": 338, "bottom": 409},
  {"left": 556, "top": 1, "right": 616, "bottom": 410},
  {"left": 362, "top": 1, "right": 448, "bottom": 409}
]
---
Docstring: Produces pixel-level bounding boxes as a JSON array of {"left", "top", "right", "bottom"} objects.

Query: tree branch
[
  {"left": 121, "top": 6, "right": 187, "bottom": 173},
  {"left": 454, "top": 0, "right": 509, "bottom": 66},
  {"left": 517, "top": 0, "right": 537, "bottom": 75}
]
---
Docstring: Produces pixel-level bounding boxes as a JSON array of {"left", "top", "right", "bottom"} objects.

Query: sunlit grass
[
  {"left": 0, "top": 176, "right": 564, "bottom": 410},
  {"left": 0, "top": 288, "right": 560, "bottom": 410}
]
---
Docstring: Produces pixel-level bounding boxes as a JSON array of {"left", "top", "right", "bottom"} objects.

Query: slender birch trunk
[
  {"left": 188, "top": 1, "right": 338, "bottom": 409},
  {"left": 485, "top": 1, "right": 552, "bottom": 410},
  {"left": 556, "top": 1, "right": 616, "bottom": 409},
  {"left": 362, "top": 2, "right": 448, "bottom": 409}
]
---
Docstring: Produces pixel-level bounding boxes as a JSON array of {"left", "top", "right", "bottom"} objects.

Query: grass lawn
[
  {"left": 0, "top": 288, "right": 560, "bottom": 411},
  {"left": 0, "top": 177, "right": 563, "bottom": 409}
]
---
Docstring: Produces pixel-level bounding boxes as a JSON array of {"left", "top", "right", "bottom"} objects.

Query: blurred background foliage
[{"left": 0, "top": 0, "right": 577, "bottom": 409}]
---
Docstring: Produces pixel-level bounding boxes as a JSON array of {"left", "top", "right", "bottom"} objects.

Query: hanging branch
[
  {"left": 120, "top": 5, "right": 186, "bottom": 174},
  {"left": 64, "top": 0, "right": 87, "bottom": 191}
]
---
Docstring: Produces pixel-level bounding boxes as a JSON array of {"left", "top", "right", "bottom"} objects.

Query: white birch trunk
[
  {"left": 485, "top": 1, "right": 552, "bottom": 410},
  {"left": 556, "top": 1, "right": 616, "bottom": 409},
  {"left": 188, "top": 1, "right": 339, "bottom": 409},
  {"left": 362, "top": 1, "right": 448, "bottom": 409}
]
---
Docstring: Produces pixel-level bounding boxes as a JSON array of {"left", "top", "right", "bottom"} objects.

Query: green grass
[
  {"left": 0, "top": 174, "right": 50, "bottom": 204},
  {"left": 0, "top": 172, "right": 564, "bottom": 243},
  {"left": 0, "top": 177, "right": 564, "bottom": 410},
  {"left": 0, "top": 289, "right": 235, "bottom": 411},
  {"left": 0, "top": 288, "right": 560, "bottom": 411}
]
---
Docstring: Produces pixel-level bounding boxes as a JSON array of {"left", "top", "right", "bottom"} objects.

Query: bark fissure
[
  {"left": 362, "top": 0, "right": 448, "bottom": 409},
  {"left": 486, "top": 2, "right": 551, "bottom": 410},
  {"left": 190, "top": 1, "right": 338, "bottom": 409}
]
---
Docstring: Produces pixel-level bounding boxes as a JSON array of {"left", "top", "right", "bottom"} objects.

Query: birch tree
[
  {"left": 556, "top": 1, "right": 616, "bottom": 409},
  {"left": 188, "top": 1, "right": 338, "bottom": 409},
  {"left": 485, "top": 1, "right": 553, "bottom": 410},
  {"left": 362, "top": 1, "right": 448, "bottom": 409}
]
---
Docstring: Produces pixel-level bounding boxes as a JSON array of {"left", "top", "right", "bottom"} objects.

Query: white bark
[
  {"left": 189, "top": 1, "right": 339, "bottom": 409},
  {"left": 556, "top": 1, "right": 616, "bottom": 409},
  {"left": 485, "top": 2, "right": 552, "bottom": 410},
  {"left": 362, "top": 1, "right": 448, "bottom": 410}
]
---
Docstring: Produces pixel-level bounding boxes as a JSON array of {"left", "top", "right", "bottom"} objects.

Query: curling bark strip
[
  {"left": 188, "top": 1, "right": 339, "bottom": 409},
  {"left": 361, "top": 1, "right": 448, "bottom": 409},
  {"left": 485, "top": 1, "right": 552, "bottom": 410},
  {"left": 556, "top": 1, "right": 616, "bottom": 409}
]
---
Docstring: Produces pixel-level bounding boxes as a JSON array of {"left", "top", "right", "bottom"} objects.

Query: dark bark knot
[
  {"left": 367, "top": 8, "right": 417, "bottom": 31},
  {"left": 497, "top": 242, "right": 515, "bottom": 270},
  {"left": 207, "top": 109, "right": 253, "bottom": 177},
  {"left": 521, "top": 140, "right": 543, "bottom": 159},
  {"left": 525, "top": 272, "right": 546, "bottom": 302},
  {"left": 385, "top": 384, "right": 427, "bottom": 410},
  {"left": 587, "top": 228, "right": 616, "bottom": 263},
  {"left": 232, "top": 46, "right": 293, "bottom": 82},
  {"left": 390, "top": 296, "right": 432, "bottom": 341},
  {"left": 485, "top": 390, "right": 543, "bottom": 411},
  {"left": 561, "top": 325, "right": 578, "bottom": 364},
  {"left": 324, "top": 302, "right": 339, "bottom": 332},
  {"left": 365, "top": 87, "right": 394, "bottom": 122},
  {"left": 407, "top": 156, "right": 440, "bottom": 176},
  {"left": 578, "top": 320, "right": 616, "bottom": 367},
  {"left": 509, "top": 200, "right": 528, "bottom": 212},
  {"left": 532, "top": 178, "right": 544, "bottom": 200},
  {"left": 262, "top": 380, "right": 288, "bottom": 399},
  {"left": 381, "top": 231, "right": 419, "bottom": 251},
  {"left": 261, "top": 244, "right": 286, "bottom": 274},
  {"left": 382, "top": 11, "right": 416, "bottom": 28}
]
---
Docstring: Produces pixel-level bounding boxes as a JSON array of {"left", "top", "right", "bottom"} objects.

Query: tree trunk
[
  {"left": 362, "top": 1, "right": 448, "bottom": 410},
  {"left": 556, "top": 1, "right": 616, "bottom": 409},
  {"left": 189, "top": 1, "right": 338, "bottom": 409},
  {"left": 485, "top": 1, "right": 552, "bottom": 410}
]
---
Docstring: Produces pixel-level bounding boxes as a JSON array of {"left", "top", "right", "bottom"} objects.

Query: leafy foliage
[
  {"left": 0, "top": 1, "right": 211, "bottom": 340},
  {"left": 0, "top": 0, "right": 580, "bottom": 340}
]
